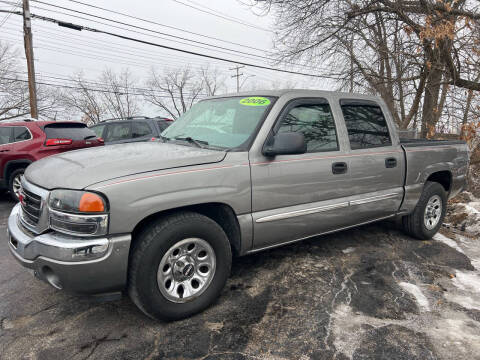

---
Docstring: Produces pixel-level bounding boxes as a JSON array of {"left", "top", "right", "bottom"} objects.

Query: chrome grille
[
  {"left": 18, "top": 178, "right": 50, "bottom": 234},
  {"left": 21, "top": 188, "right": 42, "bottom": 226}
]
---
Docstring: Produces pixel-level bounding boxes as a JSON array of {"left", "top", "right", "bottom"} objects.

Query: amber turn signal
[{"left": 79, "top": 193, "right": 105, "bottom": 212}]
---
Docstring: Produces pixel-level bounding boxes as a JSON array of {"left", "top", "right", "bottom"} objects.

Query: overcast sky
[{"left": 1, "top": 0, "right": 332, "bottom": 116}]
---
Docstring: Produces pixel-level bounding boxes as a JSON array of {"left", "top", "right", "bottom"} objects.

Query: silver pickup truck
[{"left": 7, "top": 90, "right": 469, "bottom": 320}]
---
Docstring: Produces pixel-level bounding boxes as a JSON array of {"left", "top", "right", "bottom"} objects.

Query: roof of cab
[{"left": 208, "top": 89, "right": 383, "bottom": 101}]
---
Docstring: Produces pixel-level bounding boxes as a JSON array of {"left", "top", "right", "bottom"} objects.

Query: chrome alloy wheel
[
  {"left": 424, "top": 195, "right": 442, "bottom": 230},
  {"left": 12, "top": 173, "right": 23, "bottom": 199},
  {"left": 157, "top": 238, "right": 216, "bottom": 303}
]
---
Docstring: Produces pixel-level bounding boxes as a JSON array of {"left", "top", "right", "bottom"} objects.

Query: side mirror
[{"left": 263, "top": 132, "right": 307, "bottom": 157}]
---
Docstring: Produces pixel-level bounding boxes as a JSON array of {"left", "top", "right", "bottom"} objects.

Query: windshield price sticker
[{"left": 239, "top": 97, "right": 271, "bottom": 106}]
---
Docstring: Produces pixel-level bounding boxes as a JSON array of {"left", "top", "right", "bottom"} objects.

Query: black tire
[
  {"left": 128, "top": 211, "right": 232, "bottom": 321},
  {"left": 402, "top": 181, "right": 447, "bottom": 240},
  {"left": 8, "top": 168, "right": 25, "bottom": 202}
]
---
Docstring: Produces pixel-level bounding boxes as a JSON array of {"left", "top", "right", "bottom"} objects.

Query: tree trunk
[{"left": 421, "top": 67, "right": 443, "bottom": 138}]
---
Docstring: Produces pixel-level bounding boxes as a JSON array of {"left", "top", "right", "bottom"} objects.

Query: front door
[{"left": 250, "top": 98, "right": 355, "bottom": 250}]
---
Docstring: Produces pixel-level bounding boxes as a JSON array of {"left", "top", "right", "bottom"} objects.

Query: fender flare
[{"left": 4, "top": 159, "right": 33, "bottom": 181}]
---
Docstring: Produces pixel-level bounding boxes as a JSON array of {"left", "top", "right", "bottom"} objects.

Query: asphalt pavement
[{"left": 1, "top": 191, "right": 479, "bottom": 360}]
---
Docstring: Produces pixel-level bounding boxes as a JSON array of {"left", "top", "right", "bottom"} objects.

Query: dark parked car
[
  {"left": 0, "top": 120, "right": 103, "bottom": 200},
  {"left": 89, "top": 116, "right": 173, "bottom": 145}
]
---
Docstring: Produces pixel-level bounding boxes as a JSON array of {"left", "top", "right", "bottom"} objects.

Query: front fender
[{"left": 88, "top": 153, "right": 251, "bottom": 234}]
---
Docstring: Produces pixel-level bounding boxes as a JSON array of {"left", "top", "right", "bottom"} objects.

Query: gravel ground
[{"left": 1, "top": 192, "right": 480, "bottom": 360}]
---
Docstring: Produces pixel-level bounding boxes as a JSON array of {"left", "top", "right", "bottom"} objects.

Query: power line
[
  {"left": 21, "top": 11, "right": 328, "bottom": 79},
  {"left": 30, "top": 0, "right": 273, "bottom": 61},
  {"left": 0, "top": 0, "right": 19, "bottom": 27},
  {"left": 0, "top": 9, "right": 329, "bottom": 79},
  {"left": 27, "top": 1, "right": 322, "bottom": 72},
  {"left": 27, "top": 3, "right": 288, "bottom": 66},
  {"left": 170, "top": 0, "right": 270, "bottom": 32},
  {"left": 3, "top": 26, "right": 301, "bottom": 84},
  {"left": 12, "top": 70, "right": 212, "bottom": 96},
  {"left": 63, "top": 0, "right": 267, "bottom": 52},
  {"left": 1, "top": 76, "right": 207, "bottom": 99},
  {"left": 2, "top": 26, "right": 230, "bottom": 69},
  {"left": 0, "top": 0, "right": 322, "bottom": 72}
]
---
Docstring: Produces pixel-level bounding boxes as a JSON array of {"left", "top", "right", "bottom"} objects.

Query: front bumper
[{"left": 7, "top": 203, "right": 131, "bottom": 294}]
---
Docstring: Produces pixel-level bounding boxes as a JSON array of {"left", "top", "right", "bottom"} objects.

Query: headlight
[{"left": 48, "top": 190, "right": 109, "bottom": 236}]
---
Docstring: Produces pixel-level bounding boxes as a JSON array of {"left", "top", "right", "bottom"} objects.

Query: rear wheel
[
  {"left": 402, "top": 181, "right": 447, "bottom": 240},
  {"left": 8, "top": 169, "right": 24, "bottom": 201},
  {"left": 128, "top": 212, "right": 232, "bottom": 321}
]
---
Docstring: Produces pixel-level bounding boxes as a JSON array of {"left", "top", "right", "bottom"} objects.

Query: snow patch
[
  {"left": 464, "top": 203, "right": 480, "bottom": 216},
  {"left": 444, "top": 294, "right": 480, "bottom": 311},
  {"left": 342, "top": 247, "right": 355, "bottom": 254},
  {"left": 433, "top": 233, "right": 464, "bottom": 254},
  {"left": 399, "top": 282, "right": 430, "bottom": 311},
  {"left": 452, "top": 271, "right": 480, "bottom": 293}
]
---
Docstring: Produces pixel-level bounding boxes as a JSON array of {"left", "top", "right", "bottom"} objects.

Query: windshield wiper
[
  {"left": 174, "top": 136, "right": 209, "bottom": 148},
  {"left": 84, "top": 135, "right": 97, "bottom": 140}
]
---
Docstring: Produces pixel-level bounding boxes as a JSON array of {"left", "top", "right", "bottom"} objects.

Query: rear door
[
  {"left": 9, "top": 126, "right": 36, "bottom": 158},
  {"left": 337, "top": 99, "right": 404, "bottom": 223},
  {"left": 0, "top": 126, "right": 14, "bottom": 180}
]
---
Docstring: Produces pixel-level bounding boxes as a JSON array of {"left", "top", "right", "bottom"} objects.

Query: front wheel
[
  {"left": 128, "top": 212, "right": 232, "bottom": 321},
  {"left": 402, "top": 181, "right": 447, "bottom": 240},
  {"left": 8, "top": 169, "right": 24, "bottom": 201}
]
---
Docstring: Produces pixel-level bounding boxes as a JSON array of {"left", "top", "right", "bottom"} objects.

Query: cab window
[
  {"left": 276, "top": 100, "right": 339, "bottom": 152},
  {"left": 340, "top": 100, "right": 392, "bottom": 149}
]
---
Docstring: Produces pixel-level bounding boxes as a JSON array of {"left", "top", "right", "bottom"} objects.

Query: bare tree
[
  {"left": 59, "top": 72, "right": 105, "bottom": 125},
  {"left": 252, "top": 0, "right": 480, "bottom": 136},
  {"left": 0, "top": 41, "right": 60, "bottom": 121},
  {"left": 144, "top": 66, "right": 225, "bottom": 119},
  {"left": 199, "top": 66, "right": 226, "bottom": 96},
  {"left": 59, "top": 68, "right": 140, "bottom": 124},
  {"left": 100, "top": 68, "right": 139, "bottom": 119}
]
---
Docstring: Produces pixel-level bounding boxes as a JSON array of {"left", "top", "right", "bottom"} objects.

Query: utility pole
[
  {"left": 23, "top": 0, "right": 38, "bottom": 118},
  {"left": 230, "top": 65, "right": 245, "bottom": 93}
]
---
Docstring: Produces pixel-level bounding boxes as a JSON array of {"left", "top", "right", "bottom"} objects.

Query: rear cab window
[
  {"left": 340, "top": 99, "right": 392, "bottom": 149},
  {"left": 43, "top": 123, "right": 97, "bottom": 140}
]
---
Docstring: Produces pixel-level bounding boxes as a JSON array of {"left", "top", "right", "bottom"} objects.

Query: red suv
[{"left": 0, "top": 120, "right": 104, "bottom": 200}]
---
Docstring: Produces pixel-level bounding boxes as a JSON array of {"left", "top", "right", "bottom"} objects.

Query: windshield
[{"left": 161, "top": 96, "right": 275, "bottom": 149}]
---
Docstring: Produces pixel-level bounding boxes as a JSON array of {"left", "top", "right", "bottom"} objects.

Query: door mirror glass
[{"left": 263, "top": 132, "right": 307, "bottom": 157}]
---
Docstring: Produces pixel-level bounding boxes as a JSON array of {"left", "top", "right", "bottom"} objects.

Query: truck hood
[{"left": 25, "top": 142, "right": 227, "bottom": 190}]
